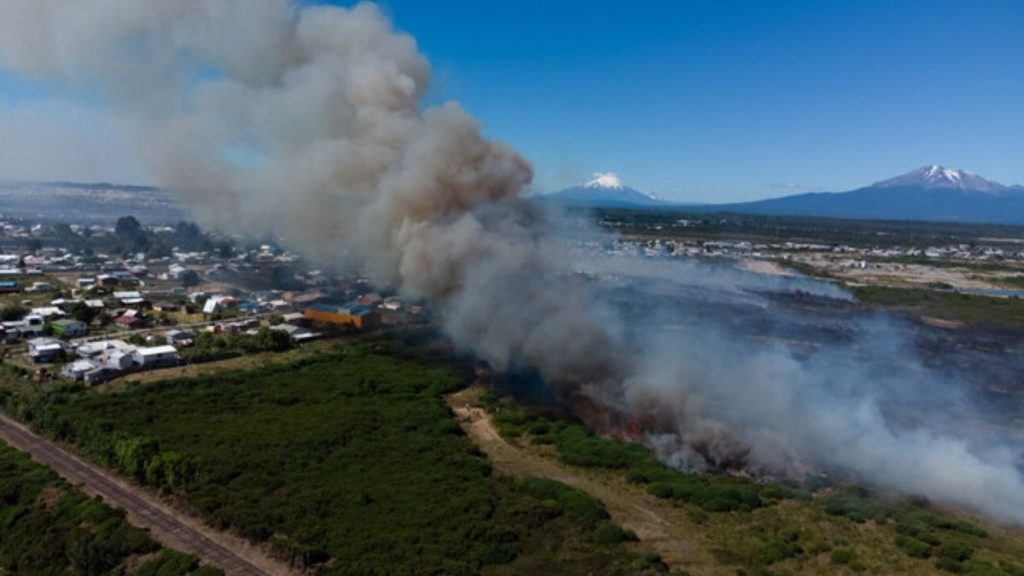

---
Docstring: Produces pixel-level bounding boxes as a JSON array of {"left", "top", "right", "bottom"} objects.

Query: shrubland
[
  {"left": 0, "top": 439, "right": 219, "bottom": 576},
  {"left": 0, "top": 343, "right": 675, "bottom": 575},
  {"left": 485, "top": 392, "right": 1024, "bottom": 575}
]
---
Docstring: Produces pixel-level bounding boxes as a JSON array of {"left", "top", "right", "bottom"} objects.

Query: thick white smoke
[{"left": 1, "top": 0, "right": 1021, "bottom": 525}]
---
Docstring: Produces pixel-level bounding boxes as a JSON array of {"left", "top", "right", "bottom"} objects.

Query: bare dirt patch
[{"left": 447, "top": 386, "right": 724, "bottom": 575}]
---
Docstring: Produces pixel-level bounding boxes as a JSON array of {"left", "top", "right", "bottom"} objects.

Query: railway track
[{"left": 0, "top": 412, "right": 289, "bottom": 576}]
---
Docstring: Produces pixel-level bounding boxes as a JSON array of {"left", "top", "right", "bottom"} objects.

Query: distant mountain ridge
[
  {"left": 0, "top": 179, "right": 184, "bottom": 224},
  {"left": 697, "top": 166, "right": 1024, "bottom": 224},
  {"left": 539, "top": 166, "right": 1024, "bottom": 225},
  {"left": 872, "top": 165, "right": 1017, "bottom": 194}
]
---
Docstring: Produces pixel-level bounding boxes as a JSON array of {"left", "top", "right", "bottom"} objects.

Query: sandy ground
[
  {"left": 739, "top": 259, "right": 795, "bottom": 277},
  {"left": 793, "top": 255, "right": 1018, "bottom": 290},
  {"left": 447, "top": 386, "right": 724, "bottom": 576}
]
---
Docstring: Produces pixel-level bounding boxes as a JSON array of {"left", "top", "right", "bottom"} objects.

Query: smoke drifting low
[{"left": 2, "top": 0, "right": 1022, "bottom": 524}]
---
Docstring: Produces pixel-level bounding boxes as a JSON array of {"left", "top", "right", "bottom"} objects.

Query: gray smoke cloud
[{"left": 1, "top": 0, "right": 1022, "bottom": 525}]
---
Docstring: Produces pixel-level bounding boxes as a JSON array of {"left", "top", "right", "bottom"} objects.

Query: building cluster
[
  {"left": 26, "top": 337, "right": 181, "bottom": 384},
  {"left": 575, "top": 237, "right": 1024, "bottom": 264},
  {"left": 0, "top": 219, "right": 428, "bottom": 385}
]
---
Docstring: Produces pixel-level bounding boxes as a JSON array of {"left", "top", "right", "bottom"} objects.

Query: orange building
[{"left": 304, "top": 302, "right": 381, "bottom": 330}]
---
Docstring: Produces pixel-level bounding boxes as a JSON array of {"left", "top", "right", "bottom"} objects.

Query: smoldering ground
[
  {"left": 577, "top": 250, "right": 1024, "bottom": 524},
  {"left": 1, "top": 0, "right": 1022, "bottom": 524}
]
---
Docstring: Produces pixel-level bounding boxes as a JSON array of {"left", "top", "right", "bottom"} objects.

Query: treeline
[
  {"left": 1, "top": 394, "right": 199, "bottom": 495},
  {"left": 26, "top": 216, "right": 235, "bottom": 260},
  {"left": 0, "top": 440, "right": 221, "bottom": 576},
  {"left": 180, "top": 328, "right": 294, "bottom": 362}
]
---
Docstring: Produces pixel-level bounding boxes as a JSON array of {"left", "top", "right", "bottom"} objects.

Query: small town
[{"left": 0, "top": 216, "right": 420, "bottom": 386}]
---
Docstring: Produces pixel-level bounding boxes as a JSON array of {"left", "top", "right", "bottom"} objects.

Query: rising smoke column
[
  {"left": 0, "top": 0, "right": 623, "bottom": 387},
  {"left": 1, "top": 0, "right": 1022, "bottom": 525}
]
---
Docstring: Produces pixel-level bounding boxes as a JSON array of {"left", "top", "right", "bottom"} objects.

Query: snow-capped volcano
[
  {"left": 874, "top": 165, "right": 1008, "bottom": 193},
  {"left": 584, "top": 172, "right": 627, "bottom": 190},
  {"left": 686, "top": 165, "right": 1024, "bottom": 224},
  {"left": 540, "top": 172, "right": 662, "bottom": 207}
]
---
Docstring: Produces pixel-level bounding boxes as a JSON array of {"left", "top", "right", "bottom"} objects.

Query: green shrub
[
  {"left": 555, "top": 426, "right": 648, "bottom": 469},
  {"left": 934, "top": 557, "right": 966, "bottom": 573},
  {"left": 131, "top": 549, "right": 199, "bottom": 575},
  {"left": 592, "top": 521, "right": 638, "bottom": 544},
  {"left": 830, "top": 547, "right": 855, "bottom": 565},
  {"left": 937, "top": 540, "right": 974, "bottom": 563},
  {"left": 895, "top": 536, "right": 933, "bottom": 559},
  {"left": 517, "top": 478, "right": 609, "bottom": 528}
]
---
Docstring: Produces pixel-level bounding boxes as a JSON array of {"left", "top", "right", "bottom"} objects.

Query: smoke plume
[{"left": 1, "top": 0, "right": 1022, "bottom": 524}]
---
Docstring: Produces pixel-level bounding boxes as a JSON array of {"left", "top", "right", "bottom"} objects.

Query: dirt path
[
  {"left": 447, "top": 388, "right": 715, "bottom": 573},
  {"left": 0, "top": 412, "right": 299, "bottom": 576}
]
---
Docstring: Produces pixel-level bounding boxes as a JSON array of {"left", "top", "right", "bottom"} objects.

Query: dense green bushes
[
  {"left": 4, "top": 346, "right": 669, "bottom": 575},
  {"left": 0, "top": 440, "right": 218, "bottom": 576},
  {"left": 180, "top": 328, "right": 294, "bottom": 362}
]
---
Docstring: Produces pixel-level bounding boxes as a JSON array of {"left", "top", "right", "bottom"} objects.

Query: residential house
[
  {"left": 113, "top": 291, "right": 146, "bottom": 307},
  {"left": 83, "top": 367, "right": 120, "bottom": 385},
  {"left": 164, "top": 330, "right": 194, "bottom": 347},
  {"left": 76, "top": 339, "right": 132, "bottom": 359},
  {"left": 31, "top": 306, "right": 65, "bottom": 320},
  {"left": 50, "top": 319, "right": 88, "bottom": 338},
  {"left": 115, "top": 314, "right": 147, "bottom": 329},
  {"left": 271, "top": 323, "right": 319, "bottom": 342},
  {"left": 105, "top": 350, "right": 136, "bottom": 371},
  {"left": 62, "top": 359, "right": 100, "bottom": 381},
  {"left": 304, "top": 302, "right": 381, "bottom": 330},
  {"left": 132, "top": 345, "right": 179, "bottom": 369},
  {"left": 27, "top": 337, "right": 67, "bottom": 363}
]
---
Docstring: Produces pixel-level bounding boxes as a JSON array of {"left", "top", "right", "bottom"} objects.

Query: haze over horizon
[{"left": 0, "top": 0, "right": 1021, "bottom": 202}]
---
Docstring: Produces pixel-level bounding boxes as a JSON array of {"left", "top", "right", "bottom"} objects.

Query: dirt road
[
  {"left": 0, "top": 412, "right": 297, "bottom": 576},
  {"left": 447, "top": 388, "right": 715, "bottom": 573}
]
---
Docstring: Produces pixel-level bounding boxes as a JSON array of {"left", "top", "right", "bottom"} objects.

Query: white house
[
  {"left": 132, "top": 345, "right": 179, "bottom": 369},
  {"left": 27, "top": 337, "right": 67, "bottom": 363},
  {"left": 166, "top": 263, "right": 189, "bottom": 280},
  {"left": 114, "top": 291, "right": 146, "bottom": 306},
  {"left": 30, "top": 306, "right": 65, "bottom": 319},
  {"left": 62, "top": 359, "right": 99, "bottom": 380},
  {"left": 271, "top": 323, "right": 319, "bottom": 342},
  {"left": 20, "top": 314, "right": 45, "bottom": 334},
  {"left": 105, "top": 350, "right": 136, "bottom": 371},
  {"left": 76, "top": 339, "right": 132, "bottom": 358},
  {"left": 203, "top": 295, "right": 233, "bottom": 314}
]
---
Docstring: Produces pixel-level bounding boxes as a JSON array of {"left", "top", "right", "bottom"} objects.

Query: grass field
[
  {"left": 851, "top": 285, "right": 1024, "bottom": 326},
  {"left": 0, "top": 439, "right": 220, "bottom": 576},
  {"left": 0, "top": 342, "right": 675, "bottom": 576}
]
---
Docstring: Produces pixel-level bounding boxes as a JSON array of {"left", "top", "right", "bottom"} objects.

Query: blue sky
[
  {"left": 1, "top": 0, "right": 1022, "bottom": 201},
  {"left": 368, "top": 0, "right": 1024, "bottom": 201}
]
